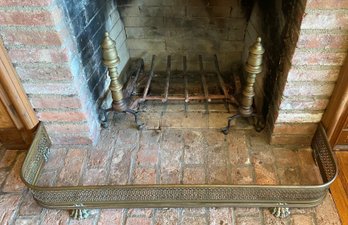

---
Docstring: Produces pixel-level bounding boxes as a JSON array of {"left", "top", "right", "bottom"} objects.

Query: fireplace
[
  {"left": 2, "top": 0, "right": 345, "bottom": 218},
  {"left": 1, "top": 0, "right": 346, "bottom": 145}
]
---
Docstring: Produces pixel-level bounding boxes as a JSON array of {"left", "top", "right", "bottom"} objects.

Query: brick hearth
[{"left": 0, "top": 108, "right": 342, "bottom": 223}]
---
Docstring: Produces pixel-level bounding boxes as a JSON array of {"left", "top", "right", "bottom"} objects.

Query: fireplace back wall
[{"left": 117, "top": 0, "right": 249, "bottom": 72}]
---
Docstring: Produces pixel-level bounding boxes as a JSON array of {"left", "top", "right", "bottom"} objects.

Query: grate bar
[
  {"left": 142, "top": 55, "right": 156, "bottom": 100},
  {"left": 214, "top": 55, "right": 229, "bottom": 100},
  {"left": 199, "top": 55, "right": 211, "bottom": 102},
  {"left": 163, "top": 55, "right": 171, "bottom": 103},
  {"left": 183, "top": 56, "right": 189, "bottom": 103},
  {"left": 144, "top": 95, "right": 228, "bottom": 101}
]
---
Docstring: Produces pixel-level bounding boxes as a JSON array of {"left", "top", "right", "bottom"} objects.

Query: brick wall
[
  {"left": 116, "top": 0, "right": 247, "bottom": 72},
  {"left": 0, "top": 0, "right": 129, "bottom": 145},
  {"left": 268, "top": 0, "right": 348, "bottom": 145}
]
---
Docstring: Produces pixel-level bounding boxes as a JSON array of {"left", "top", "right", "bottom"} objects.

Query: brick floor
[{"left": 0, "top": 103, "right": 342, "bottom": 224}]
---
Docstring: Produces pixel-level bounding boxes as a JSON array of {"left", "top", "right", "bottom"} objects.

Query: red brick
[
  {"left": 270, "top": 134, "right": 313, "bottom": 146},
  {"left": 30, "top": 96, "right": 81, "bottom": 109},
  {"left": 155, "top": 209, "right": 179, "bottom": 225},
  {"left": 228, "top": 132, "right": 250, "bottom": 165},
  {"left": 18, "top": 191, "right": 42, "bottom": 216},
  {"left": 127, "top": 208, "right": 153, "bottom": 218},
  {"left": 133, "top": 168, "right": 156, "bottom": 184},
  {"left": 37, "top": 111, "right": 87, "bottom": 122},
  {"left": 231, "top": 166, "right": 254, "bottom": 184},
  {"left": 0, "top": 10, "right": 54, "bottom": 26},
  {"left": 181, "top": 216, "right": 207, "bottom": 225},
  {"left": 292, "top": 214, "right": 315, "bottom": 225},
  {"left": 82, "top": 168, "right": 107, "bottom": 185},
  {"left": 287, "top": 67, "right": 340, "bottom": 81},
  {"left": 235, "top": 208, "right": 260, "bottom": 217},
  {"left": 316, "top": 194, "right": 341, "bottom": 225},
  {"left": 45, "top": 123, "right": 89, "bottom": 134},
  {"left": 301, "top": 11, "right": 348, "bottom": 30},
  {"left": 2, "top": 153, "right": 26, "bottom": 192},
  {"left": 87, "top": 148, "right": 111, "bottom": 168},
  {"left": 283, "top": 82, "right": 335, "bottom": 96},
  {"left": 273, "top": 123, "right": 318, "bottom": 135},
  {"left": 41, "top": 210, "right": 69, "bottom": 225},
  {"left": 41, "top": 148, "right": 67, "bottom": 171},
  {"left": 16, "top": 64, "right": 73, "bottom": 82},
  {"left": 291, "top": 51, "right": 346, "bottom": 66},
  {"left": 276, "top": 112, "right": 323, "bottom": 123},
  {"left": 253, "top": 159, "right": 277, "bottom": 185},
  {"left": 306, "top": 0, "right": 348, "bottom": 9},
  {"left": 0, "top": 150, "right": 18, "bottom": 168},
  {"left": 2, "top": 29, "right": 62, "bottom": 46},
  {"left": 56, "top": 149, "right": 86, "bottom": 186},
  {"left": 136, "top": 145, "right": 159, "bottom": 166},
  {"left": 208, "top": 166, "right": 229, "bottom": 184},
  {"left": 209, "top": 208, "right": 233, "bottom": 225},
  {"left": 160, "top": 168, "right": 181, "bottom": 184},
  {"left": 126, "top": 217, "right": 151, "bottom": 225},
  {"left": 49, "top": 134, "right": 93, "bottom": 145},
  {"left": 109, "top": 149, "right": 132, "bottom": 185},
  {"left": 0, "top": 170, "right": 9, "bottom": 186},
  {"left": 183, "top": 167, "right": 205, "bottom": 184},
  {"left": 98, "top": 209, "right": 123, "bottom": 225},
  {"left": 297, "top": 33, "right": 348, "bottom": 49},
  {"left": 0, "top": 194, "right": 22, "bottom": 224},
  {"left": 8, "top": 48, "right": 68, "bottom": 63},
  {"left": 23, "top": 83, "right": 77, "bottom": 95},
  {"left": 279, "top": 97, "right": 329, "bottom": 111},
  {"left": 0, "top": 0, "right": 52, "bottom": 6}
]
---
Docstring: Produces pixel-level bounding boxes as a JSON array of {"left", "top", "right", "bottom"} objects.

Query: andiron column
[
  {"left": 99, "top": 32, "right": 143, "bottom": 129},
  {"left": 222, "top": 37, "right": 265, "bottom": 134}
]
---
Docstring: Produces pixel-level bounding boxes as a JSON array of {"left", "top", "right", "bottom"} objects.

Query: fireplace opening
[{"left": 60, "top": 0, "right": 304, "bottom": 139}]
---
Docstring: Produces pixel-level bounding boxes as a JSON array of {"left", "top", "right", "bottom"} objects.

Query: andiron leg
[
  {"left": 251, "top": 113, "right": 265, "bottom": 132},
  {"left": 99, "top": 108, "right": 113, "bottom": 128},
  {"left": 221, "top": 114, "right": 241, "bottom": 135},
  {"left": 125, "top": 109, "right": 144, "bottom": 130}
]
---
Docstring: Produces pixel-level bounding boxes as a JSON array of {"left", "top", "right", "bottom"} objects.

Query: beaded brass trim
[{"left": 21, "top": 123, "right": 337, "bottom": 209}]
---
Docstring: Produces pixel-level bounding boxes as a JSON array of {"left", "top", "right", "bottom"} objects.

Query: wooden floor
[{"left": 330, "top": 151, "right": 348, "bottom": 224}]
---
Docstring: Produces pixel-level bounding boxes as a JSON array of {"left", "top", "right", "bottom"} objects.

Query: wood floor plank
[{"left": 330, "top": 151, "right": 348, "bottom": 225}]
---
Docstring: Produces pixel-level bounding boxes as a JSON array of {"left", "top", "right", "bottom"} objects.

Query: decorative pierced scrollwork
[{"left": 21, "top": 122, "right": 337, "bottom": 210}]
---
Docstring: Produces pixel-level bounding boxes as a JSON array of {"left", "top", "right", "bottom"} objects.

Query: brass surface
[
  {"left": 101, "top": 32, "right": 127, "bottom": 111},
  {"left": 20, "top": 123, "right": 337, "bottom": 210},
  {"left": 239, "top": 37, "right": 264, "bottom": 117}
]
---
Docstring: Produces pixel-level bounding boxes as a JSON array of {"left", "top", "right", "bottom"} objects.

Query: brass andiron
[
  {"left": 222, "top": 37, "right": 265, "bottom": 134},
  {"left": 99, "top": 32, "right": 143, "bottom": 129}
]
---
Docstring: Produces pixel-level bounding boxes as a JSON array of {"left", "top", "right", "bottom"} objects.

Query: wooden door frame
[
  {"left": 322, "top": 54, "right": 348, "bottom": 148},
  {"left": 0, "top": 40, "right": 39, "bottom": 149}
]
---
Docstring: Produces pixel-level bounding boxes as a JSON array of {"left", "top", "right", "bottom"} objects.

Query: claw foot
[
  {"left": 70, "top": 208, "right": 90, "bottom": 220},
  {"left": 271, "top": 204, "right": 290, "bottom": 218}
]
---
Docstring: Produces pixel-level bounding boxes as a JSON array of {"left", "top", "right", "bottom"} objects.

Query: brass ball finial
[{"left": 249, "top": 37, "right": 265, "bottom": 55}]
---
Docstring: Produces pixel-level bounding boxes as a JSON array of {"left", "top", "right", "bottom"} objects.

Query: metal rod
[
  {"left": 142, "top": 55, "right": 156, "bottom": 100},
  {"left": 143, "top": 95, "right": 231, "bottom": 101},
  {"left": 163, "top": 55, "right": 171, "bottom": 103},
  {"left": 214, "top": 55, "right": 229, "bottom": 100},
  {"left": 183, "top": 56, "right": 189, "bottom": 103},
  {"left": 199, "top": 55, "right": 210, "bottom": 102}
]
